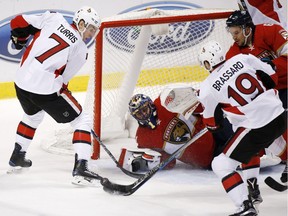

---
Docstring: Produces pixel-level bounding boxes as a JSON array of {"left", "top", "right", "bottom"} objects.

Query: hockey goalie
[{"left": 118, "top": 85, "right": 231, "bottom": 173}]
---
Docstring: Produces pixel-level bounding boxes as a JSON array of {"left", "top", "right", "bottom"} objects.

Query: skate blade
[
  {"left": 71, "top": 176, "right": 101, "bottom": 187},
  {"left": 253, "top": 203, "right": 260, "bottom": 214},
  {"left": 7, "top": 166, "right": 30, "bottom": 174}
]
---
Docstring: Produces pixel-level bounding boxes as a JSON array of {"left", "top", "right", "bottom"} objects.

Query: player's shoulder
[
  {"left": 255, "top": 23, "right": 284, "bottom": 33},
  {"left": 226, "top": 44, "right": 240, "bottom": 59}
]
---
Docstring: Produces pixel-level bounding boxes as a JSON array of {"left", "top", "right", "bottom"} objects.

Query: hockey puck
[{"left": 100, "top": 177, "right": 110, "bottom": 185}]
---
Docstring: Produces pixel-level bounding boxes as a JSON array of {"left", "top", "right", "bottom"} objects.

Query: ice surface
[{"left": 0, "top": 93, "right": 287, "bottom": 216}]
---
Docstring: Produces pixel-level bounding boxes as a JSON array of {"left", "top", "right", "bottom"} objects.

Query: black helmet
[{"left": 226, "top": 10, "right": 254, "bottom": 28}]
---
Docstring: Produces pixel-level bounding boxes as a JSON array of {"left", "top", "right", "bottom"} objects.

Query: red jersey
[
  {"left": 135, "top": 97, "right": 215, "bottom": 169},
  {"left": 226, "top": 24, "right": 288, "bottom": 90}
]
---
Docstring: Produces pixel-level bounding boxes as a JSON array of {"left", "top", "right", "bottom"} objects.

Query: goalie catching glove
[
  {"left": 160, "top": 84, "right": 200, "bottom": 120},
  {"left": 118, "top": 148, "right": 161, "bottom": 173}
]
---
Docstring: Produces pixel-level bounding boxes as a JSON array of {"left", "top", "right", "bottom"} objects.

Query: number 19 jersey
[{"left": 198, "top": 54, "right": 284, "bottom": 130}]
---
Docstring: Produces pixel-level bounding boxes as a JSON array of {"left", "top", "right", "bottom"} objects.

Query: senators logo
[{"left": 163, "top": 117, "right": 191, "bottom": 144}]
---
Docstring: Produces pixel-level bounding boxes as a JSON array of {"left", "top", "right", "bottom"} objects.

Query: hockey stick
[
  {"left": 91, "top": 130, "right": 145, "bottom": 179},
  {"left": 264, "top": 176, "right": 288, "bottom": 192},
  {"left": 100, "top": 127, "right": 208, "bottom": 196}
]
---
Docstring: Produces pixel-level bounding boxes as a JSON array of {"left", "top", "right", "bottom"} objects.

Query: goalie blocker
[{"left": 118, "top": 148, "right": 162, "bottom": 173}]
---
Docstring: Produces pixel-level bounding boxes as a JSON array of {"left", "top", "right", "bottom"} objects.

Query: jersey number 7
[{"left": 35, "top": 33, "right": 70, "bottom": 64}]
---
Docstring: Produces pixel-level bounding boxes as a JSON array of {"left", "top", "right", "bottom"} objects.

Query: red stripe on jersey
[
  {"left": 73, "top": 130, "right": 91, "bottom": 144},
  {"left": 61, "top": 89, "right": 82, "bottom": 112},
  {"left": 222, "top": 172, "right": 243, "bottom": 192},
  {"left": 242, "top": 155, "right": 260, "bottom": 170},
  {"left": 16, "top": 121, "right": 36, "bottom": 140},
  {"left": 222, "top": 105, "right": 244, "bottom": 115},
  {"left": 223, "top": 127, "right": 246, "bottom": 154},
  {"left": 10, "top": 15, "right": 29, "bottom": 29},
  {"left": 54, "top": 64, "right": 67, "bottom": 78}
]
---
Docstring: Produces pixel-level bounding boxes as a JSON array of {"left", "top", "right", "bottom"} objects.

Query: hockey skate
[
  {"left": 7, "top": 143, "right": 32, "bottom": 174},
  {"left": 247, "top": 178, "right": 263, "bottom": 213},
  {"left": 72, "top": 154, "right": 103, "bottom": 187},
  {"left": 229, "top": 200, "right": 258, "bottom": 216}
]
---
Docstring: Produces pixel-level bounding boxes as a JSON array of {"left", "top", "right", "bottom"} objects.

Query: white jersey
[
  {"left": 15, "top": 11, "right": 88, "bottom": 94},
  {"left": 198, "top": 54, "right": 284, "bottom": 130},
  {"left": 237, "top": 0, "right": 287, "bottom": 29}
]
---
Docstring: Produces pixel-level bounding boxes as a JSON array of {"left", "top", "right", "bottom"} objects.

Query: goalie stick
[
  {"left": 91, "top": 130, "right": 145, "bottom": 179},
  {"left": 100, "top": 127, "right": 208, "bottom": 196},
  {"left": 264, "top": 176, "right": 288, "bottom": 192}
]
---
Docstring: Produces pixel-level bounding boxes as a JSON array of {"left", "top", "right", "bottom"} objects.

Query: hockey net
[{"left": 42, "top": 8, "right": 234, "bottom": 158}]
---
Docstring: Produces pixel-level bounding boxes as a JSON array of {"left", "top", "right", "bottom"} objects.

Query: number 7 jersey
[
  {"left": 198, "top": 53, "right": 284, "bottom": 130},
  {"left": 12, "top": 11, "right": 88, "bottom": 94}
]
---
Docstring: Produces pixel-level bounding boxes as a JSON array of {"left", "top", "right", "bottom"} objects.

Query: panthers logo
[{"left": 163, "top": 117, "right": 191, "bottom": 144}]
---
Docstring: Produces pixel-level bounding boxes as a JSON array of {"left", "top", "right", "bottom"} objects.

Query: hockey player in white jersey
[
  {"left": 8, "top": 6, "right": 102, "bottom": 186},
  {"left": 197, "top": 41, "right": 287, "bottom": 216}
]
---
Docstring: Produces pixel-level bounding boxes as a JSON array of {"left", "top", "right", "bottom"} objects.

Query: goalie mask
[
  {"left": 129, "top": 94, "right": 157, "bottom": 129},
  {"left": 198, "top": 41, "right": 225, "bottom": 71},
  {"left": 73, "top": 6, "right": 101, "bottom": 41}
]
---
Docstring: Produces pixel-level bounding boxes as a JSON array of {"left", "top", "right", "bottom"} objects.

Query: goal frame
[{"left": 92, "top": 10, "right": 233, "bottom": 159}]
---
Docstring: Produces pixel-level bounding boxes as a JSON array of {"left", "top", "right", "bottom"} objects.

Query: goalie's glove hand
[
  {"left": 118, "top": 148, "right": 161, "bottom": 172},
  {"left": 261, "top": 57, "right": 276, "bottom": 71},
  {"left": 131, "top": 156, "right": 148, "bottom": 172},
  {"left": 10, "top": 29, "right": 29, "bottom": 50}
]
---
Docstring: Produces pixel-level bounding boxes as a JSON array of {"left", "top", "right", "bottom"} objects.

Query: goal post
[{"left": 87, "top": 8, "right": 234, "bottom": 159}]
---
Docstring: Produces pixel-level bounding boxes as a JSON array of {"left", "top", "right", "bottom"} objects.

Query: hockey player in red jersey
[
  {"left": 118, "top": 86, "right": 231, "bottom": 173},
  {"left": 8, "top": 6, "right": 102, "bottom": 186},
  {"left": 237, "top": 0, "right": 287, "bottom": 28},
  {"left": 197, "top": 41, "right": 287, "bottom": 216},
  {"left": 225, "top": 10, "right": 288, "bottom": 185},
  {"left": 226, "top": 10, "right": 287, "bottom": 109}
]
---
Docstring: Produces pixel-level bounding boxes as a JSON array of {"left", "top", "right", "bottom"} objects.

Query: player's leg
[
  {"left": 241, "top": 156, "right": 262, "bottom": 212},
  {"left": 8, "top": 85, "right": 45, "bottom": 172},
  {"left": 212, "top": 153, "right": 257, "bottom": 216},
  {"left": 41, "top": 89, "right": 102, "bottom": 185}
]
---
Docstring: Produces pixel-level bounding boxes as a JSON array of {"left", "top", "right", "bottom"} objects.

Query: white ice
[{"left": 0, "top": 93, "right": 287, "bottom": 216}]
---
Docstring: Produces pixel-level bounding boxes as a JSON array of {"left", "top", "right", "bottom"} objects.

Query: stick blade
[
  {"left": 101, "top": 178, "right": 134, "bottom": 196},
  {"left": 264, "top": 176, "right": 288, "bottom": 192}
]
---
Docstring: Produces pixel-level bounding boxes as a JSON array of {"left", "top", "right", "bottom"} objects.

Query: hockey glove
[
  {"left": 260, "top": 57, "right": 276, "bottom": 71},
  {"left": 256, "top": 70, "right": 276, "bottom": 89},
  {"left": 118, "top": 148, "right": 161, "bottom": 172},
  {"left": 11, "top": 29, "right": 29, "bottom": 50},
  {"left": 10, "top": 25, "right": 39, "bottom": 50}
]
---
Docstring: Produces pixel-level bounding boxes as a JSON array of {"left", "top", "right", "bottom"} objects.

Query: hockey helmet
[
  {"left": 129, "top": 94, "right": 157, "bottom": 129},
  {"left": 73, "top": 6, "right": 101, "bottom": 39},
  {"left": 226, "top": 10, "right": 254, "bottom": 28},
  {"left": 198, "top": 41, "right": 225, "bottom": 71}
]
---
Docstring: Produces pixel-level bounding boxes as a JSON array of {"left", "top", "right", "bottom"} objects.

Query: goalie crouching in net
[{"left": 118, "top": 87, "right": 229, "bottom": 173}]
